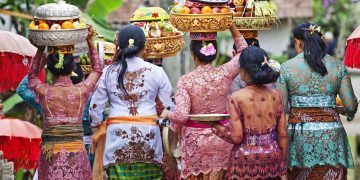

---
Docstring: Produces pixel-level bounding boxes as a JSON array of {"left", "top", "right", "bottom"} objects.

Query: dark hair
[
  {"left": 47, "top": 54, "right": 75, "bottom": 76},
  {"left": 240, "top": 46, "right": 279, "bottom": 85},
  {"left": 114, "top": 25, "right": 146, "bottom": 93},
  {"left": 70, "top": 63, "right": 84, "bottom": 84},
  {"left": 190, "top": 40, "right": 218, "bottom": 63},
  {"left": 233, "top": 38, "right": 260, "bottom": 51},
  {"left": 293, "top": 21, "right": 327, "bottom": 76}
]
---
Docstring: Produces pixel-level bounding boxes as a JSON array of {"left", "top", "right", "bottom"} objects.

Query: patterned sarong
[{"left": 107, "top": 163, "right": 162, "bottom": 180}]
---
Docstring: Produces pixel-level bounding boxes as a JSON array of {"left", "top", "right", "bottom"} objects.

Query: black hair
[
  {"left": 114, "top": 25, "right": 146, "bottom": 93},
  {"left": 190, "top": 40, "right": 218, "bottom": 63},
  {"left": 70, "top": 63, "right": 84, "bottom": 84},
  {"left": 233, "top": 38, "right": 260, "bottom": 51},
  {"left": 239, "top": 46, "right": 279, "bottom": 85},
  {"left": 293, "top": 21, "right": 327, "bottom": 76},
  {"left": 47, "top": 54, "right": 75, "bottom": 76}
]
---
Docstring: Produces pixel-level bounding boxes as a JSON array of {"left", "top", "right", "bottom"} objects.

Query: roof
[{"left": 273, "top": 0, "right": 313, "bottom": 19}]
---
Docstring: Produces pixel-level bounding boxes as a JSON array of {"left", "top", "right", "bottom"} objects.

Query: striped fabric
[{"left": 107, "top": 163, "right": 162, "bottom": 180}]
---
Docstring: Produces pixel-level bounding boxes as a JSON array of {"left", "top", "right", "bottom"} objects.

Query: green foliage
[
  {"left": 269, "top": 54, "right": 289, "bottom": 64},
  {"left": 3, "top": 93, "right": 23, "bottom": 113},
  {"left": 86, "top": 0, "right": 122, "bottom": 21}
]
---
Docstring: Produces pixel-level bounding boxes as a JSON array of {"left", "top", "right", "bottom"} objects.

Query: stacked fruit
[
  {"left": 172, "top": 0, "right": 230, "bottom": 15},
  {"left": 132, "top": 21, "right": 181, "bottom": 38},
  {"left": 28, "top": 18, "right": 86, "bottom": 30},
  {"left": 230, "top": 0, "right": 277, "bottom": 17},
  {"left": 79, "top": 54, "right": 91, "bottom": 66}
]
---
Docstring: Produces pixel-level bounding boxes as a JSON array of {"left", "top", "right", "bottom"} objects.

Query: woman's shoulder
[{"left": 281, "top": 55, "right": 305, "bottom": 69}]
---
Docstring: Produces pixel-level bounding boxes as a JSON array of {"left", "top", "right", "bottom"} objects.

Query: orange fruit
[
  {"left": 220, "top": 7, "right": 229, "bottom": 13},
  {"left": 38, "top": 22, "right": 49, "bottom": 30},
  {"left": 28, "top": 21, "right": 36, "bottom": 29},
  {"left": 336, "top": 96, "right": 343, "bottom": 106},
  {"left": 38, "top": 19, "right": 46, "bottom": 24},
  {"left": 201, "top": 6, "right": 212, "bottom": 14},
  {"left": 61, "top": 21, "right": 74, "bottom": 29},
  {"left": 181, "top": 7, "right": 191, "bottom": 14}
]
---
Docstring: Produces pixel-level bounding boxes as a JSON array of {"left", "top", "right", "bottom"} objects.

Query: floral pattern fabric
[
  {"left": 89, "top": 57, "right": 174, "bottom": 168},
  {"left": 276, "top": 53, "right": 358, "bottom": 169},
  {"left": 27, "top": 47, "right": 103, "bottom": 179},
  {"left": 168, "top": 37, "right": 248, "bottom": 179},
  {"left": 38, "top": 145, "right": 91, "bottom": 180}
]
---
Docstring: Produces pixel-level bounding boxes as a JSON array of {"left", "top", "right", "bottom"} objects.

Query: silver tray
[
  {"left": 34, "top": 0, "right": 81, "bottom": 20},
  {"left": 29, "top": 28, "right": 88, "bottom": 46},
  {"left": 188, "top": 114, "right": 230, "bottom": 122}
]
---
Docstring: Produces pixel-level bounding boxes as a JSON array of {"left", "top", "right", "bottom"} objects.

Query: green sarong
[{"left": 107, "top": 163, "right": 162, "bottom": 180}]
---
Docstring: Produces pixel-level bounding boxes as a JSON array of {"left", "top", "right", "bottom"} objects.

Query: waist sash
[
  {"left": 42, "top": 125, "right": 84, "bottom": 143},
  {"left": 242, "top": 127, "right": 277, "bottom": 146},
  {"left": 106, "top": 115, "right": 158, "bottom": 127},
  {"left": 289, "top": 107, "right": 339, "bottom": 124}
]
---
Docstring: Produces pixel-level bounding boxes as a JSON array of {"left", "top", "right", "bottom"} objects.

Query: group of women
[{"left": 19, "top": 20, "right": 358, "bottom": 180}]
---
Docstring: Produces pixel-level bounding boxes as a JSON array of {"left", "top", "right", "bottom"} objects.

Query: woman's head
[
  {"left": 114, "top": 25, "right": 146, "bottom": 93},
  {"left": 293, "top": 21, "right": 327, "bottom": 76},
  {"left": 239, "top": 46, "right": 279, "bottom": 85},
  {"left": 47, "top": 53, "right": 75, "bottom": 76},
  {"left": 190, "top": 40, "right": 218, "bottom": 63}
]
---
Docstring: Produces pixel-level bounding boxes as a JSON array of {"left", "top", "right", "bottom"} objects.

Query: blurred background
[{"left": 1, "top": 0, "right": 360, "bottom": 179}]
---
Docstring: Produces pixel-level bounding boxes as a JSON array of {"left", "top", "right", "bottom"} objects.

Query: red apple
[
  {"left": 45, "top": 20, "right": 54, "bottom": 26},
  {"left": 190, "top": 7, "right": 201, "bottom": 14},
  {"left": 212, "top": 7, "right": 221, "bottom": 14}
]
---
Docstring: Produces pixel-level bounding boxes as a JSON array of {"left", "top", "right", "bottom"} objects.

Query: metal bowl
[
  {"left": 29, "top": 28, "right": 88, "bottom": 46},
  {"left": 170, "top": 12, "right": 233, "bottom": 32},
  {"left": 188, "top": 114, "right": 230, "bottom": 122},
  {"left": 34, "top": 0, "right": 81, "bottom": 20}
]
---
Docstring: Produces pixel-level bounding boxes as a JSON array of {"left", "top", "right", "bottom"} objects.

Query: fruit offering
[
  {"left": 95, "top": 35, "right": 116, "bottom": 66},
  {"left": 29, "top": 1, "right": 89, "bottom": 46},
  {"left": 133, "top": 21, "right": 181, "bottom": 38},
  {"left": 172, "top": 0, "right": 230, "bottom": 14},
  {"left": 130, "top": 7, "right": 185, "bottom": 58},
  {"left": 28, "top": 18, "right": 86, "bottom": 30},
  {"left": 229, "top": 0, "right": 278, "bottom": 17}
]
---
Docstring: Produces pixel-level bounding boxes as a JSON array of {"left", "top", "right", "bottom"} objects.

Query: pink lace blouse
[
  {"left": 168, "top": 37, "right": 248, "bottom": 178},
  {"left": 28, "top": 48, "right": 102, "bottom": 126}
]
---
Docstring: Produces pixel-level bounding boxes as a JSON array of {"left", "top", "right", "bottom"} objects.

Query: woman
[
  {"left": 209, "top": 46, "right": 287, "bottom": 179},
  {"left": 89, "top": 25, "right": 174, "bottom": 179},
  {"left": 277, "top": 21, "right": 358, "bottom": 179},
  {"left": 28, "top": 26, "right": 102, "bottom": 179},
  {"left": 161, "top": 24, "right": 248, "bottom": 179}
]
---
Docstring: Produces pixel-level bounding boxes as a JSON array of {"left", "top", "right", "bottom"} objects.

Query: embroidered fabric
[
  {"left": 288, "top": 122, "right": 354, "bottom": 168},
  {"left": 213, "top": 86, "right": 288, "bottom": 179},
  {"left": 16, "top": 76, "right": 43, "bottom": 113},
  {"left": 180, "top": 127, "right": 232, "bottom": 179},
  {"left": 168, "top": 37, "right": 248, "bottom": 178},
  {"left": 88, "top": 57, "right": 174, "bottom": 168},
  {"left": 277, "top": 53, "right": 357, "bottom": 168},
  {"left": 28, "top": 47, "right": 102, "bottom": 126},
  {"left": 38, "top": 146, "right": 91, "bottom": 180},
  {"left": 277, "top": 53, "right": 358, "bottom": 118},
  {"left": 27, "top": 45, "right": 102, "bottom": 178}
]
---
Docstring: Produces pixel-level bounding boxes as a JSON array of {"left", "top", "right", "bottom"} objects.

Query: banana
[{"left": 86, "top": 55, "right": 91, "bottom": 65}]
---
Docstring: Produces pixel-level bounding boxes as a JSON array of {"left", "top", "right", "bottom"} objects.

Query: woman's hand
[
  {"left": 160, "top": 109, "right": 170, "bottom": 119},
  {"left": 86, "top": 25, "right": 96, "bottom": 42}
]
